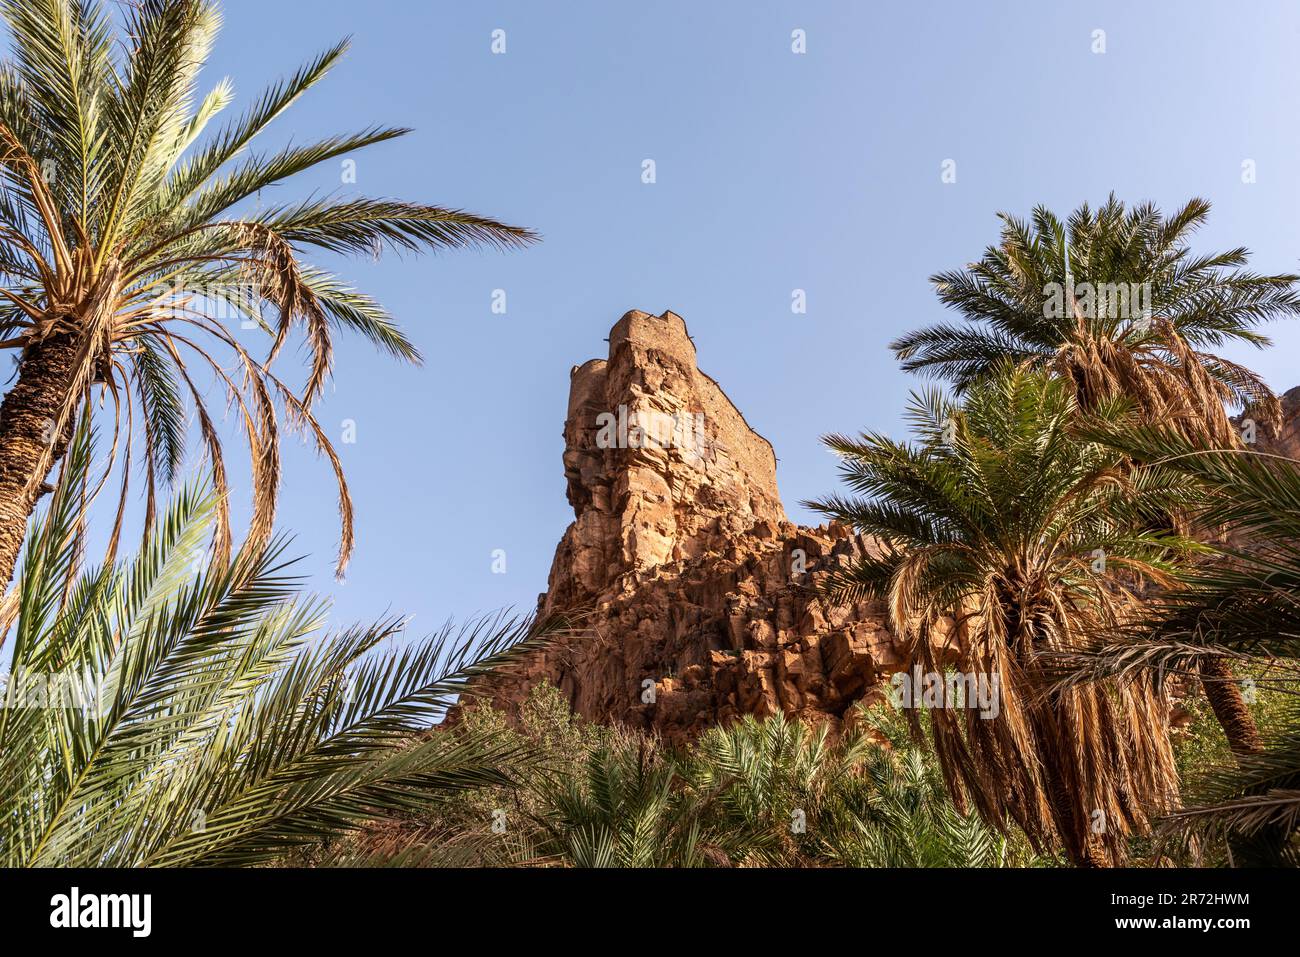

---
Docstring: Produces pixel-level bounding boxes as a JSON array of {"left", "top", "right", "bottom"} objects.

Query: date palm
[
  {"left": 1057, "top": 424, "right": 1300, "bottom": 865},
  {"left": 807, "top": 367, "right": 1196, "bottom": 866},
  {"left": 0, "top": 425, "right": 549, "bottom": 867},
  {"left": 0, "top": 0, "right": 536, "bottom": 590},
  {"left": 328, "top": 695, "right": 1035, "bottom": 868},
  {"left": 892, "top": 196, "right": 1296, "bottom": 758},
  {"left": 892, "top": 196, "right": 1299, "bottom": 446},
  {"left": 685, "top": 709, "right": 1027, "bottom": 867}
]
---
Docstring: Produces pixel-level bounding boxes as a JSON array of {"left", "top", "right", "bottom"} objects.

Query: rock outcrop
[
  {"left": 1255, "top": 385, "right": 1300, "bottom": 459},
  {"left": 469, "top": 310, "right": 905, "bottom": 740}
]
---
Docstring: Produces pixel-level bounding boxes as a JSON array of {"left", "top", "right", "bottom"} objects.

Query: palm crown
[
  {"left": 891, "top": 196, "right": 1300, "bottom": 448},
  {"left": 0, "top": 0, "right": 535, "bottom": 590}
]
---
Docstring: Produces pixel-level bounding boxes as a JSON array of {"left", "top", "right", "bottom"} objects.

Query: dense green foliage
[
  {"left": 310, "top": 683, "right": 1046, "bottom": 868},
  {"left": 0, "top": 427, "right": 544, "bottom": 867}
]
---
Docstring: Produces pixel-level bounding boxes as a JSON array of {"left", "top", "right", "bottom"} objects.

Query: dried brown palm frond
[
  {"left": 892, "top": 196, "right": 1295, "bottom": 769},
  {"left": 806, "top": 367, "right": 1199, "bottom": 865}
]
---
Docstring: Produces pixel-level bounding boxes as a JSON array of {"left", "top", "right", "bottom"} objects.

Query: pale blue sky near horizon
[{"left": 14, "top": 0, "right": 1300, "bottom": 645}]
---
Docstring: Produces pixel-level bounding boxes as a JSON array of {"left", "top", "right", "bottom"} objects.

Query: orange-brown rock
[
  {"left": 1254, "top": 385, "right": 1300, "bottom": 459},
  {"left": 465, "top": 319, "right": 1300, "bottom": 741},
  {"left": 467, "top": 309, "right": 905, "bottom": 740}
]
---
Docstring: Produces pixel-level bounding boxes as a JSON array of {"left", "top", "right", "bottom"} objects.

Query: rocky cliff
[
  {"left": 466, "top": 313, "right": 1300, "bottom": 741},
  {"left": 470, "top": 310, "right": 905, "bottom": 740},
  {"left": 1255, "top": 385, "right": 1300, "bottom": 458}
]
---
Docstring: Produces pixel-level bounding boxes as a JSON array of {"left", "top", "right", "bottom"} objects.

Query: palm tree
[
  {"left": 330, "top": 692, "right": 1031, "bottom": 868},
  {"left": 0, "top": 0, "right": 536, "bottom": 590},
  {"left": 0, "top": 424, "right": 546, "bottom": 867},
  {"left": 526, "top": 739, "right": 729, "bottom": 867},
  {"left": 686, "top": 711, "right": 867, "bottom": 866},
  {"left": 892, "top": 196, "right": 1296, "bottom": 757},
  {"left": 806, "top": 367, "right": 1195, "bottom": 866},
  {"left": 1056, "top": 424, "right": 1300, "bottom": 865},
  {"left": 685, "top": 709, "right": 1028, "bottom": 867},
  {"left": 892, "top": 196, "right": 1299, "bottom": 444}
]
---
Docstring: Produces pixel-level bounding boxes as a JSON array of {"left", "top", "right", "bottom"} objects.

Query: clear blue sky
[{"left": 29, "top": 1, "right": 1300, "bottom": 639}]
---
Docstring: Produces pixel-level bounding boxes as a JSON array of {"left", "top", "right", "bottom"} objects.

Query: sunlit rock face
[
  {"left": 1258, "top": 386, "right": 1300, "bottom": 458},
  {"left": 466, "top": 331, "right": 1300, "bottom": 741},
  {"left": 1222, "top": 385, "right": 1300, "bottom": 555},
  {"left": 465, "top": 310, "right": 907, "bottom": 740}
]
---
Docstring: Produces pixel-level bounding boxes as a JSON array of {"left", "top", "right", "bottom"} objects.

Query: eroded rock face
[
  {"left": 467, "top": 314, "right": 1300, "bottom": 741},
  {"left": 1255, "top": 385, "right": 1300, "bottom": 458},
  {"left": 469, "top": 310, "right": 904, "bottom": 740}
]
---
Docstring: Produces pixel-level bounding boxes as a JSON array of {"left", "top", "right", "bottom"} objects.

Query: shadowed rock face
[{"left": 470, "top": 310, "right": 905, "bottom": 740}]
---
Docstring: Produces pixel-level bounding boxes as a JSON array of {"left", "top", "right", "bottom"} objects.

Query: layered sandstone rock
[{"left": 469, "top": 310, "right": 904, "bottom": 740}]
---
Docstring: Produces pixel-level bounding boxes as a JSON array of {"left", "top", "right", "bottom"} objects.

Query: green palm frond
[
  {"left": 1163, "top": 699, "right": 1300, "bottom": 867},
  {"left": 527, "top": 738, "right": 721, "bottom": 868},
  {"left": 0, "top": 438, "right": 551, "bottom": 867},
  {"left": 1044, "top": 427, "right": 1300, "bottom": 863},
  {"left": 806, "top": 366, "right": 1193, "bottom": 866},
  {"left": 0, "top": 1, "right": 538, "bottom": 583},
  {"left": 894, "top": 196, "right": 1300, "bottom": 449}
]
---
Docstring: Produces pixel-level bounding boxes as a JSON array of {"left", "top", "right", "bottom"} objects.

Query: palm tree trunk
[
  {"left": 0, "top": 332, "right": 80, "bottom": 589},
  {"left": 1077, "top": 839, "right": 1111, "bottom": 868},
  {"left": 1199, "top": 657, "right": 1263, "bottom": 756},
  {"left": 1198, "top": 658, "right": 1280, "bottom": 865}
]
